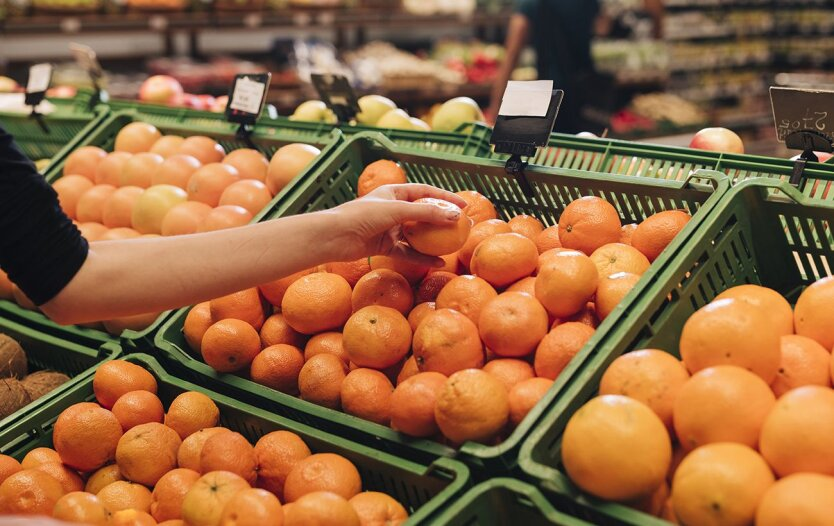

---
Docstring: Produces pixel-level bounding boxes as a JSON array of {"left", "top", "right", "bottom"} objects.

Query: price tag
[
  {"left": 311, "top": 73, "right": 359, "bottom": 123},
  {"left": 771, "top": 87, "right": 834, "bottom": 146},
  {"left": 498, "top": 80, "right": 554, "bottom": 118},
  {"left": 70, "top": 42, "right": 103, "bottom": 80},
  {"left": 25, "top": 63, "right": 52, "bottom": 107},
  {"left": 491, "top": 87, "right": 563, "bottom": 156},
  {"left": 225, "top": 73, "right": 271, "bottom": 125}
]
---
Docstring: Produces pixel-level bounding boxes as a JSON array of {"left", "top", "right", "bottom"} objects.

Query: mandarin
[
  {"left": 558, "top": 196, "right": 621, "bottom": 256},
  {"left": 351, "top": 269, "right": 414, "bottom": 315},
  {"left": 250, "top": 344, "right": 305, "bottom": 395},
  {"left": 200, "top": 319, "right": 261, "bottom": 373},
  {"left": 470, "top": 233, "right": 538, "bottom": 287},
  {"left": 282, "top": 273, "right": 353, "bottom": 335},
  {"left": 413, "top": 309, "right": 483, "bottom": 375},
  {"left": 298, "top": 354, "right": 348, "bottom": 409},
  {"left": 356, "top": 160, "right": 407, "bottom": 197},
  {"left": 458, "top": 219, "right": 511, "bottom": 269},
  {"left": 508, "top": 377, "right": 553, "bottom": 427},
  {"left": 534, "top": 322, "right": 595, "bottom": 380},
  {"left": 283, "top": 454, "right": 361, "bottom": 502},
  {"left": 455, "top": 191, "right": 497, "bottom": 224},
  {"left": 165, "top": 391, "right": 220, "bottom": 440},
  {"left": 478, "top": 292, "right": 549, "bottom": 358},
  {"left": 343, "top": 306, "right": 412, "bottom": 369},
  {"left": 93, "top": 360, "right": 158, "bottom": 410},
  {"left": 200, "top": 432, "right": 257, "bottom": 485},
  {"left": 254, "top": 431, "right": 311, "bottom": 501},
  {"left": 631, "top": 210, "right": 690, "bottom": 262},
  {"left": 340, "top": 368, "right": 394, "bottom": 425}
]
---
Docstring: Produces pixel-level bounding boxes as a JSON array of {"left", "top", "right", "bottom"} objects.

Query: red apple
[
  {"left": 138, "top": 75, "right": 184, "bottom": 105},
  {"left": 689, "top": 127, "right": 745, "bottom": 154},
  {"left": 47, "top": 85, "right": 77, "bottom": 98}
]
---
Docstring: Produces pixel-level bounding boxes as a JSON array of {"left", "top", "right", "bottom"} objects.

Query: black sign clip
[
  {"left": 311, "top": 73, "right": 359, "bottom": 124},
  {"left": 25, "top": 63, "right": 53, "bottom": 135},
  {"left": 787, "top": 130, "right": 833, "bottom": 187},
  {"left": 225, "top": 73, "right": 272, "bottom": 151}
]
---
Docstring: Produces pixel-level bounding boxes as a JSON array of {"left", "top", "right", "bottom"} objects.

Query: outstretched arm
[{"left": 487, "top": 13, "right": 531, "bottom": 123}]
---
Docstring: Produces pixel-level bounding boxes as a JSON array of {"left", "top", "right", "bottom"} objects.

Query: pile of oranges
[
  {"left": 183, "top": 160, "right": 691, "bottom": 446},
  {"left": 2, "top": 121, "right": 322, "bottom": 334},
  {"left": 561, "top": 279, "right": 834, "bottom": 525},
  {"left": 0, "top": 359, "right": 410, "bottom": 526}
]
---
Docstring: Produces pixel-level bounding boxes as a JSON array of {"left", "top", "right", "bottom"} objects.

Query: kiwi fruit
[
  {"left": 0, "top": 377, "right": 31, "bottom": 418},
  {"left": 0, "top": 333, "right": 27, "bottom": 379},
  {"left": 21, "top": 371, "right": 70, "bottom": 400}
]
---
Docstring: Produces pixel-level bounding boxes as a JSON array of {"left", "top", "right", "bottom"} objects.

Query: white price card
[
  {"left": 27, "top": 63, "right": 52, "bottom": 94},
  {"left": 498, "top": 80, "right": 554, "bottom": 118},
  {"left": 230, "top": 76, "right": 267, "bottom": 115}
]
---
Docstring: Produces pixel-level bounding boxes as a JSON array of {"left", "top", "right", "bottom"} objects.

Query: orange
[
  {"left": 619, "top": 223, "right": 638, "bottom": 245},
  {"left": 455, "top": 190, "right": 497, "bottom": 225},
  {"left": 116, "top": 422, "right": 181, "bottom": 486},
  {"left": 298, "top": 354, "right": 348, "bottom": 409},
  {"left": 103, "top": 311, "right": 161, "bottom": 335},
  {"left": 200, "top": 432, "right": 258, "bottom": 485},
  {"left": 679, "top": 298, "right": 782, "bottom": 383},
  {"left": 351, "top": 269, "right": 414, "bottom": 315},
  {"left": 219, "top": 180, "right": 272, "bottom": 216},
  {"left": 595, "top": 272, "right": 641, "bottom": 321},
  {"left": 54, "top": 403, "right": 123, "bottom": 472},
  {"left": 254, "top": 430, "right": 311, "bottom": 501},
  {"left": 112, "top": 390, "right": 164, "bottom": 431},
  {"left": 535, "top": 226, "right": 561, "bottom": 254},
  {"left": 458, "top": 219, "right": 511, "bottom": 269},
  {"left": 150, "top": 135, "right": 185, "bottom": 158},
  {"left": 795, "top": 276, "right": 834, "bottom": 349},
  {"left": 78, "top": 221, "right": 109, "bottom": 242},
  {"left": 77, "top": 184, "right": 117, "bottom": 223},
  {"left": 97, "top": 480, "right": 153, "bottom": 513},
  {"left": 356, "top": 160, "right": 407, "bottom": 197},
  {"left": 673, "top": 365, "right": 776, "bottom": 451},
  {"left": 340, "top": 368, "right": 394, "bottom": 425},
  {"left": 282, "top": 273, "right": 353, "bottom": 335},
  {"left": 184, "top": 302, "right": 213, "bottom": 353},
  {"left": 715, "top": 284, "right": 794, "bottom": 337},
  {"left": 115, "top": 122, "right": 162, "bottom": 153},
  {"left": 54, "top": 174, "right": 95, "bottom": 219},
  {"left": 756, "top": 473, "right": 834, "bottom": 526},
  {"left": 537, "top": 247, "right": 573, "bottom": 274},
  {"left": 161, "top": 201, "right": 213, "bottom": 236},
  {"left": 181, "top": 471, "right": 250, "bottom": 526},
  {"left": 590, "top": 243, "right": 650, "bottom": 278},
  {"left": 432, "top": 252, "right": 462, "bottom": 274},
  {"left": 369, "top": 255, "right": 429, "bottom": 285},
  {"left": 671, "top": 443, "right": 774, "bottom": 526},
  {"left": 120, "top": 153, "right": 164, "bottom": 188},
  {"left": 508, "top": 377, "right": 553, "bottom": 427},
  {"left": 266, "top": 144, "right": 320, "bottom": 196},
  {"left": 283, "top": 454, "right": 361, "bottom": 502},
  {"left": 284, "top": 491, "right": 359, "bottom": 526},
  {"left": 407, "top": 302, "right": 436, "bottom": 332},
  {"left": 153, "top": 154, "right": 202, "bottom": 189},
  {"left": 102, "top": 186, "right": 144, "bottom": 228},
  {"left": 389, "top": 372, "right": 446, "bottom": 437},
  {"left": 110, "top": 509, "right": 157, "bottom": 526},
  {"left": 201, "top": 319, "right": 261, "bottom": 373},
  {"left": 219, "top": 488, "right": 282, "bottom": 526},
  {"left": 599, "top": 349, "right": 690, "bottom": 431},
  {"left": 396, "top": 356, "right": 420, "bottom": 386},
  {"left": 150, "top": 468, "right": 200, "bottom": 522},
  {"left": 535, "top": 250, "right": 599, "bottom": 318},
  {"left": 210, "top": 288, "right": 266, "bottom": 331},
  {"left": 34, "top": 462, "right": 84, "bottom": 493},
  {"left": 304, "top": 332, "right": 347, "bottom": 364},
  {"left": 64, "top": 146, "right": 107, "bottom": 181},
  {"left": 349, "top": 492, "right": 408, "bottom": 526},
  {"left": 483, "top": 359, "right": 535, "bottom": 392},
  {"left": 177, "top": 428, "right": 229, "bottom": 472},
  {"left": 558, "top": 196, "right": 621, "bottom": 256},
  {"left": 222, "top": 149, "right": 269, "bottom": 183},
  {"left": 261, "top": 314, "right": 307, "bottom": 350},
  {"left": 562, "top": 395, "right": 671, "bottom": 501},
  {"left": 164, "top": 391, "right": 220, "bottom": 441},
  {"left": 403, "top": 198, "right": 471, "bottom": 256},
  {"left": 198, "top": 205, "right": 253, "bottom": 232},
  {"left": 435, "top": 369, "right": 509, "bottom": 444},
  {"left": 506, "top": 276, "right": 536, "bottom": 296},
  {"left": 86, "top": 464, "right": 125, "bottom": 494},
  {"left": 53, "top": 491, "right": 109, "bottom": 524},
  {"left": 413, "top": 309, "right": 484, "bottom": 375},
  {"left": 250, "top": 344, "right": 305, "bottom": 394},
  {"left": 534, "top": 322, "right": 595, "bottom": 380},
  {"left": 478, "top": 292, "right": 549, "bottom": 358},
  {"left": 435, "top": 275, "right": 497, "bottom": 324},
  {"left": 187, "top": 163, "right": 240, "bottom": 207},
  {"left": 343, "top": 306, "right": 411, "bottom": 369},
  {"left": 772, "top": 335, "right": 831, "bottom": 397},
  {"left": 760, "top": 385, "right": 834, "bottom": 477},
  {"left": 159, "top": 520, "right": 185, "bottom": 526},
  {"left": 324, "top": 259, "right": 371, "bottom": 288},
  {"left": 21, "top": 447, "right": 61, "bottom": 469},
  {"left": 0, "top": 469, "right": 64, "bottom": 515},
  {"left": 507, "top": 214, "right": 544, "bottom": 240},
  {"left": 0, "top": 455, "right": 20, "bottom": 485},
  {"left": 177, "top": 136, "right": 225, "bottom": 165},
  {"left": 94, "top": 360, "right": 158, "bottom": 409},
  {"left": 259, "top": 268, "right": 315, "bottom": 307},
  {"left": 415, "top": 271, "right": 457, "bottom": 304},
  {"left": 95, "top": 152, "right": 133, "bottom": 186},
  {"left": 470, "top": 233, "right": 538, "bottom": 287},
  {"left": 631, "top": 210, "right": 690, "bottom": 262}
]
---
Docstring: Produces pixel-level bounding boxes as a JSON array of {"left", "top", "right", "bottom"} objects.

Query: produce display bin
[
  {"left": 0, "top": 353, "right": 470, "bottom": 526},
  {"left": 519, "top": 177, "right": 834, "bottom": 525},
  {"left": 155, "top": 131, "right": 729, "bottom": 474}
]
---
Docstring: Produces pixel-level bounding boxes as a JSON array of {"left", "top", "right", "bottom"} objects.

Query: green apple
[
  {"left": 356, "top": 95, "right": 397, "bottom": 125},
  {"left": 376, "top": 109, "right": 413, "bottom": 130},
  {"left": 410, "top": 117, "right": 431, "bottom": 131},
  {"left": 431, "top": 97, "right": 485, "bottom": 132}
]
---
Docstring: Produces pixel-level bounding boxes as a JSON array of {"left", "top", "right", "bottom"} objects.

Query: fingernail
[{"left": 446, "top": 209, "right": 461, "bottom": 221}]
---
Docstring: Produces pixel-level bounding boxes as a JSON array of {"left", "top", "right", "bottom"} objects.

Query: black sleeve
[{"left": 0, "top": 124, "right": 89, "bottom": 306}]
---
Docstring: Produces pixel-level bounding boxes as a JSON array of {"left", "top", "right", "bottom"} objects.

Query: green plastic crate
[
  {"left": 429, "top": 478, "right": 592, "bottom": 525},
  {"left": 155, "top": 132, "right": 729, "bottom": 474},
  {"left": 0, "top": 353, "right": 469, "bottom": 525},
  {"left": 519, "top": 176, "right": 834, "bottom": 525}
]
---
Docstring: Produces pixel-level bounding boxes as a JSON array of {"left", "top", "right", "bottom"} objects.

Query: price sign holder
[
  {"left": 311, "top": 73, "right": 359, "bottom": 124},
  {"left": 490, "top": 87, "right": 563, "bottom": 198},
  {"left": 70, "top": 43, "right": 108, "bottom": 110},
  {"left": 770, "top": 86, "right": 834, "bottom": 188},
  {"left": 25, "top": 63, "right": 53, "bottom": 134},
  {"left": 224, "top": 73, "right": 272, "bottom": 149}
]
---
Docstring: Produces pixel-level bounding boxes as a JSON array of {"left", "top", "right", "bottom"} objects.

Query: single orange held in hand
[{"left": 403, "top": 198, "right": 471, "bottom": 256}]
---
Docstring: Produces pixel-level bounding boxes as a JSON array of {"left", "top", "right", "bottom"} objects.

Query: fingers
[
  {"left": 380, "top": 183, "right": 468, "bottom": 208},
  {"left": 389, "top": 200, "right": 461, "bottom": 225},
  {"left": 387, "top": 241, "right": 445, "bottom": 268}
]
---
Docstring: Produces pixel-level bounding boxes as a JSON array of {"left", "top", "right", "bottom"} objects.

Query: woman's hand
[{"left": 327, "top": 183, "right": 468, "bottom": 265}]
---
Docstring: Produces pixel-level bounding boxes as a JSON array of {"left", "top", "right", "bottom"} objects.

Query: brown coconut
[
  {"left": 0, "top": 334, "right": 28, "bottom": 379},
  {"left": 21, "top": 371, "right": 70, "bottom": 401},
  {"left": 0, "top": 378, "right": 32, "bottom": 418}
]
